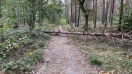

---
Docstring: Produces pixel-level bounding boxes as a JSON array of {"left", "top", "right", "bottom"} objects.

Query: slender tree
[
  {"left": 104, "top": 0, "right": 110, "bottom": 27},
  {"left": 93, "top": 0, "right": 97, "bottom": 28},
  {"left": 70, "top": 2, "right": 73, "bottom": 24},
  {"left": 27, "top": 0, "right": 37, "bottom": 30},
  {"left": 0, "top": 0, "right": 2, "bottom": 18},
  {"left": 38, "top": 0, "right": 43, "bottom": 26},
  {"left": 65, "top": 0, "right": 69, "bottom": 24},
  {"left": 102, "top": 0, "right": 105, "bottom": 24},
  {"left": 77, "top": 5, "right": 80, "bottom": 27},
  {"left": 118, "top": 0, "right": 124, "bottom": 31},
  {"left": 110, "top": 0, "right": 115, "bottom": 26},
  {"left": 75, "top": 1, "right": 77, "bottom": 27}
]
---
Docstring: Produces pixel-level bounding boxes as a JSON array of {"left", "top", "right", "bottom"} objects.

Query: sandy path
[{"left": 35, "top": 34, "right": 98, "bottom": 74}]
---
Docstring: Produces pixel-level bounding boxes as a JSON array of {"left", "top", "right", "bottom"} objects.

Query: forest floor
[
  {"left": 35, "top": 27, "right": 99, "bottom": 74},
  {"left": 34, "top": 26, "right": 132, "bottom": 74}
]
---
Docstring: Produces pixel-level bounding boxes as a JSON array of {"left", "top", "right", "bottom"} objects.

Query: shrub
[
  {"left": 44, "top": 19, "right": 49, "bottom": 24},
  {"left": 0, "top": 29, "right": 30, "bottom": 58},
  {"left": 30, "top": 30, "right": 49, "bottom": 39},
  {"left": 60, "top": 19, "right": 66, "bottom": 25},
  {"left": 38, "top": 40, "right": 46, "bottom": 47},
  {"left": 26, "top": 50, "right": 44, "bottom": 64},
  {"left": 1, "top": 49, "right": 44, "bottom": 73},
  {"left": 0, "top": 29, "right": 49, "bottom": 58},
  {"left": 1, "top": 58, "right": 32, "bottom": 73},
  {"left": 0, "top": 29, "right": 49, "bottom": 73}
]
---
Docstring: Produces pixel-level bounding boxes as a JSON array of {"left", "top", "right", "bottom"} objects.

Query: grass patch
[
  {"left": 95, "top": 47, "right": 108, "bottom": 51},
  {"left": 88, "top": 55, "right": 103, "bottom": 66}
]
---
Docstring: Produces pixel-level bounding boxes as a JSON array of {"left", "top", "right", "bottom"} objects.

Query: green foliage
[
  {"left": 89, "top": 21, "right": 93, "bottom": 27},
  {"left": 0, "top": 28, "right": 49, "bottom": 73},
  {"left": 60, "top": 19, "right": 66, "bottom": 25},
  {"left": 0, "top": 29, "right": 30, "bottom": 58},
  {"left": 1, "top": 58, "right": 32, "bottom": 73},
  {"left": 119, "top": 58, "right": 132, "bottom": 71},
  {"left": 44, "top": 19, "right": 49, "bottom": 24},
  {"left": 88, "top": 55, "right": 103, "bottom": 66},
  {"left": 30, "top": 30, "right": 49, "bottom": 39},
  {"left": 123, "top": 12, "right": 132, "bottom": 30},
  {"left": 26, "top": 50, "right": 44, "bottom": 63},
  {"left": 0, "top": 17, "right": 13, "bottom": 29},
  {"left": 37, "top": 40, "right": 46, "bottom": 47},
  {"left": 1, "top": 0, "right": 63, "bottom": 30},
  {"left": 1, "top": 49, "right": 44, "bottom": 73},
  {"left": 44, "top": 0, "right": 63, "bottom": 24}
]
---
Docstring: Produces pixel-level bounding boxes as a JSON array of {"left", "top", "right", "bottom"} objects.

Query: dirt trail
[{"left": 35, "top": 28, "right": 98, "bottom": 74}]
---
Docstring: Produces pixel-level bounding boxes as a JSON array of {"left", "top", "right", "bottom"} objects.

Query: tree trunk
[
  {"left": 93, "top": 0, "right": 95, "bottom": 10},
  {"left": 118, "top": 0, "right": 124, "bottom": 31},
  {"left": 28, "top": 0, "right": 36, "bottom": 30},
  {"left": 38, "top": 0, "right": 43, "bottom": 27},
  {"left": 79, "top": 0, "right": 89, "bottom": 31},
  {"left": 104, "top": 0, "right": 110, "bottom": 27},
  {"left": 94, "top": 0, "right": 97, "bottom": 28},
  {"left": 102, "top": 0, "right": 106, "bottom": 24},
  {"left": 41, "top": 30, "right": 132, "bottom": 40},
  {"left": 71, "top": 4, "right": 75, "bottom": 23},
  {"left": 70, "top": 3, "right": 72, "bottom": 25},
  {"left": 110, "top": 0, "right": 115, "bottom": 26},
  {"left": 0, "top": 0, "right": 2, "bottom": 18},
  {"left": 77, "top": 6, "right": 80, "bottom": 27},
  {"left": 65, "top": 0, "right": 69, "bottom": 24},
  {"left": 85, "top": 14, "right": 88, "bottom": 31},
  {"left": 75, "top": 2, "right": 77, "bottom": 27}
]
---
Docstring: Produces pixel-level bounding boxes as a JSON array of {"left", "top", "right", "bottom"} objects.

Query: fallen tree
[
  {"left": 42, "top": 30, "right": 132, "bottom": 40},
  {"left": 41, "top": 30, "right": 132, "bottom": 47}
]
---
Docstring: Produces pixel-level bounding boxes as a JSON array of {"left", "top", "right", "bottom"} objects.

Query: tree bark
[
  {"left": 79, "top": 0, "right": 89, "bottom": 31},
  {"left": 94, "top": 0, "right": 97, "bottom": 28},
  {"left": 85, "top": 15, "right": 88, "bottom": 31},
  {"left": 110, "top": 0, "right": 115, "bottom": 26},
  {"left": 102, "top": 0, "right": 105, "bottom": 24},
  {"left": 65, "top": 0, "right": 69, "bottom": 24},
  {"left": 75, "top": 2, "right": 77, "bottom": 27},
  {"left": 77, "top": 6, "right": 80, "bottom": 27},
  {"left": 104, "top": 0, "right": 110, "bottom": 27},
  {"left": 70, "top": 3, "right": 73, "bottom": 24},
  {"left": 28, "top": 0, "right": 36, "bottom": 30},
  {"left": 118, "top": 0, "right": 124, "bottom": 31},
  {"left": 38, "top": 0, "right": 43, "bottom": 27},
  {"left": 41, "top": 30, "right": 132, "bottom": 40}
]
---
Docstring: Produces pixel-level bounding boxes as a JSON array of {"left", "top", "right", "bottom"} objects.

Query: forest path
[{"left": 35, "top": 27, "right": 98, "bottom": 74}]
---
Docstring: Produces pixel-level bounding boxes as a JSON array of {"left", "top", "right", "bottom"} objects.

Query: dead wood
[{"left": 42, "top": 30, "right": 132, "bottom": 40}]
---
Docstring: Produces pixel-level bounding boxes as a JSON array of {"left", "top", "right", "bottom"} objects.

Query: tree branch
[{"left": 79, "top": 0, "right": 86, "bottom": 12}]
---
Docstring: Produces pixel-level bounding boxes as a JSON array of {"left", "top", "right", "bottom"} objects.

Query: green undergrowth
[
  {"left": 0, "top": 28, "right": 50, "bottom": 74},
  {"left": 88, "top": 54, "right": 103, "bottom": 66},
  {"left": 72, "top": 36, "right": 132, "bottom": 74}
]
